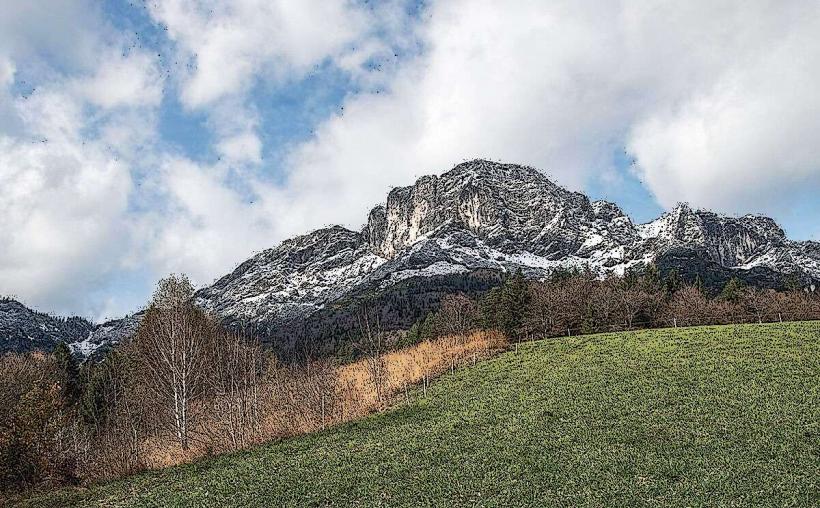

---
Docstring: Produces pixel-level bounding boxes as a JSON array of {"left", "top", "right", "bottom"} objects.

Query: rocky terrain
[
  {"left": 196, "top": 160, "right": 820, "bottom": 356},
  {"left": 3, "top": 160, "right": 819, "bottom": 357},
  {"left": 0, "top": 297, "right": 141, "bottom": 358},
  {"left": 0, "top": 298, "right": 93, "bottom": 354}
]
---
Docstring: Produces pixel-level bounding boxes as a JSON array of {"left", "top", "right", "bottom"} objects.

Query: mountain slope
[
  {"left": 196, "top": 160, "right": 820, "bottom": 355},
  {"left": 0, "top": 298, "right": 140, "bottom": 357},
  {"left": 23, "top": 322, "right": 820, "bottom": 507},
  {"left": 0, "top": 298, "right": 93, "bottom": 354},
  {"left": 3, "top": 160, "right": 819, "bottom": 357}
]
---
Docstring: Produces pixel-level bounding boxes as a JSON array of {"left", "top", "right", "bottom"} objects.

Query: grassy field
[{"left": 17, "top": 322, "right": 820, "bottom": 507}]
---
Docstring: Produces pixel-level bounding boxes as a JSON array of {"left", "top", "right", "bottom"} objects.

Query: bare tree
[
  {"left": 438, "top": 293, "right": 479, "bottom": 340},
  {"left": 132, "top": 275, "right": 211, "bottom": 450},
  {"left": 353, "top": 303, "right": 388, "bottom": 406},
  {"left": 266, "top": 359, "right": 339, "bottom": 434},
  {"left": 589, "top": 279, "right": 621, "bottom": 332},
  {"left": 666, "top": 285, "right": 709, "bottom": 326},
  {"left": 85, "top": 348, "right": 147, "bottom": 479},
  {"left": 740, "top": 287, "right": 774, "bottom": 323},
  {"left": 526, "top": 282, "right": 560, "bottom": 337},
  {"left": 619, "top": 287, "right": 649, "bottom": 329},
  {"left": 204, "top": 332, "right": 266, "bottom": 450},
  {"left": 554, "top": 274, "right": 594, "bottom": 333}
]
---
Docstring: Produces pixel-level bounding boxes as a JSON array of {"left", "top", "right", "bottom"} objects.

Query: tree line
[
  {"left": 1, "top": 276, "right": 268, "bottom": 493},
  {"left": 405, "top": 266, "right": 820, "bottom": 345}
]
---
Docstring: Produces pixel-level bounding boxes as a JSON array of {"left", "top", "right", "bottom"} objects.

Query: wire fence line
[
  {"left": 398, "top": 311, "right": 820, "bottom": 394},
  {"left": 513, "top": 311, "right": 820, "bottom": 346}
]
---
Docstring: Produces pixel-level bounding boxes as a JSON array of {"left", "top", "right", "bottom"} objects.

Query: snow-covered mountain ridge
[
  {"left": 3, "top": 159, "right": 819, "bottom": 357},
  {"left": 195, "top": 159, "right": 820, "bottom": 355}
]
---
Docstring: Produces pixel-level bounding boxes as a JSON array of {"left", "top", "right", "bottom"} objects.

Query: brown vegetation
[
  {"left": 0, "top": 276, "right": 508, "bottom": 497},
  {"left": 2, "top": 266, "right": 819, "bottom": 498}
]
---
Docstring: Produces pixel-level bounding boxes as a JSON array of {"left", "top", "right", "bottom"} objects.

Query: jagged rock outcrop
[
  {"left": 193, "top": 160, "right": 820, "bottom": 357},
  {"left": 368, "top": 161, "right": 638, "bottom": 261},
  {"left": 3, "top": 159, "right": 819, "bottom": 357},
  {"left": 638, "top": 204, "right": 788, "bottom": 266}
]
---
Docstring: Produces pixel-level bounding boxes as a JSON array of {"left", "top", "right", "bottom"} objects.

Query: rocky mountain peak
[
  {"left": 365, "top": 159, "right": 607, "bottom": 259},
  {"left": 4, "top": 159, "right": 818, "bottom": 358},
  {"left": 638, "top": 203, "right": 787, "bottom": 267},
  {"left": 441, "top": 159, "right": 557, "bottom": 185}
]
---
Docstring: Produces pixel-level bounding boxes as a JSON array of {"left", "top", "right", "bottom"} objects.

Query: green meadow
[{"left": 19, "top": 322, "right": 820, "bottom": 507}]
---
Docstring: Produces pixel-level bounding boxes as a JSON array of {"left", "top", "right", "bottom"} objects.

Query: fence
[{"left": 515, "top": 310, "right": 820, "bottom": 346}]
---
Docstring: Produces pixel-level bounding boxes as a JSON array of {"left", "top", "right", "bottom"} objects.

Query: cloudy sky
[{"left": 2, "top": 0, "right": 820, "bottom": 320}]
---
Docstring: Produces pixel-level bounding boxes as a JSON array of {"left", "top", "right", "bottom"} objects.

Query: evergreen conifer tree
[
  {"left": 53, "top": 341, "right": 80, "bottom": 405},
  {"left": 664, "top": 269, "right": 682, "bottom": 294},
  {"left": 500, "top": 268, "right": 529, "bottom": 339},
  {"left": 719, "top": 277, "right": 745, "bottom": 302}
]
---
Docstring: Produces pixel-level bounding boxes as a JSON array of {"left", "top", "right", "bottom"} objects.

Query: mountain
[
  {"left": 0, "top": 298, "right": 93, "bottom": 354},
  {"left": 0, "top": 297, "right": 141, "bottom": 358},
  {"left": 195, "top": 160, "right": 820, "bottom": 357},
  {"left": 3, "top": 160, "right": 819, "bottom": 358}
]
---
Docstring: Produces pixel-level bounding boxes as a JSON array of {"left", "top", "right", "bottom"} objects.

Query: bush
[{"left": 0, "top": 354, "right": 81, "bottom": 493}]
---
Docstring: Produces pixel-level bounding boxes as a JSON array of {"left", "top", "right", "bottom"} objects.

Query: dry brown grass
[
  {"left": 134, "top": 330, "right": 508, "bottom": 471},
  {"left": 338, "top": 330, "right": 507, "bottom": 410}
]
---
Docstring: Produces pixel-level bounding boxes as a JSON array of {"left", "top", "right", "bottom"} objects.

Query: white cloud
[
  {"left": 142, "top": 156, "right": 278, "bottom": 285},
  {"left": 148, "top": 0, "right": 378, "bottom": 108},
  {"left": 274, "top": 0, "right": 640, "bottom": 231},
  {"left": 0, "top": 1, "right": 162, "bottom": 317},
  {"left": 74, "top": 51, "right": 163, "bottom": 109},
  {"left": 627, "top": 6, "right": 820, "bottom": 212},
  {"left": 276, "top": 0, "right": 820, "bottom": 233},
  {"left": 0, "top": 0, "right": 103, "bottom": 72},
  {"left": 216, "top": 132, "right": 262, "bottom": 164},
  {"left": 0, "top": 108, "right": 132, "bottom": 316},
  {"left": 0, "top": 58, "right": 13, "bottom": 86}
]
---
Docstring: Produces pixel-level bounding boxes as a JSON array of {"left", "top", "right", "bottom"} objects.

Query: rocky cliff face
[
  {"left": 192, "top": 160, "right": 820, "bottom": 357},
  {"left": 367, "top": 160, "right": 638, "bottom": 261},
  {"left": 3, "top": 159, "right": 819, "bottom": 358},
  {"left": 637, "top": 203, "right": 788, "bottom": 267}
]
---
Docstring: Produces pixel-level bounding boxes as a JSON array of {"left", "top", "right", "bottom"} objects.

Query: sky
[{"left": 1, "top": 0, "right": 819, "bottom": 321}]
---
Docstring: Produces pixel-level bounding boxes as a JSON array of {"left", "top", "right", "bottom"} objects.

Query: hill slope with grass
[{"left": 18, "top": 322, "right": 820, "bottom": 507}]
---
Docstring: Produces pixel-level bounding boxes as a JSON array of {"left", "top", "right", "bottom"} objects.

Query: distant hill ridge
[{"left": 3, "top": 160, "right": 819, "bottom": 356}]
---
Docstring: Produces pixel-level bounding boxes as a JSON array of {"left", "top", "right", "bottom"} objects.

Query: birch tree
[
  {"left": 353, "top": 304, "right": 388, "bottom": 405},
  {"left": 133, "top": 275, "right": 210, "bottom": 450}
]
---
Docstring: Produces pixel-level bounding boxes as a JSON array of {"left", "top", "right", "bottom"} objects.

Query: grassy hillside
[{"left": 18, "top": 322, "right": 820, "bottom": 507}]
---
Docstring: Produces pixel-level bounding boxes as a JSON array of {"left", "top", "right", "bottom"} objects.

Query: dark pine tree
[
  {"left": 53, "top": 341, "right": 80, "bottom": 405},
  {"left": 664, "top": 269, "right": 682, "bottom": 294},
  {"left": 694, "top": 274, "right": 706, "bottom": 295},
  {"left": 480, "top": 286, "right": 502, "bottom": 330},
  {"left": 500, "top": 268, "right": 529, "bottom": 340},
  {"left": 719, "top": 277, "right": 746, "bottom": 303}
]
